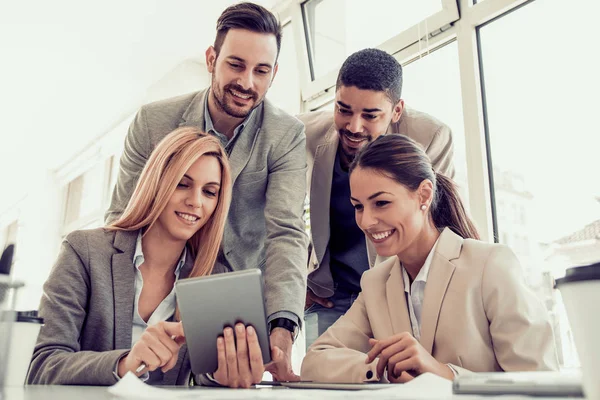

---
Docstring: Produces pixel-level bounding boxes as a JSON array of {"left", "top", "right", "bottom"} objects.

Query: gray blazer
[
  {"left": 105, "top": 90, "right": 308, "bottom": 321},
  {"left": 298, "top": 108, "right": 455, "bottom": 298},
  {"left": 27, "top": 228, "right": 194, "bottom": 385}
]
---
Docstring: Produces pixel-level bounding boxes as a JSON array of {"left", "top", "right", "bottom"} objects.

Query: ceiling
[{"left": 0, "top": 0, "right": 276, "bottom": 208}]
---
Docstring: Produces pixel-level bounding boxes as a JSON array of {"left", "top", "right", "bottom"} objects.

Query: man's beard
[{"left": 212, "top": 75, "right": 261, "bottom": 119}]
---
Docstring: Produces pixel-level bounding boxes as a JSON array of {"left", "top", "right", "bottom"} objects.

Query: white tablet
[
  {"left": 176, "top": 269, "right": 272, "bottom": 375},
  {"left": 452, "top": 371, "right": 583, "bottom": 397}
]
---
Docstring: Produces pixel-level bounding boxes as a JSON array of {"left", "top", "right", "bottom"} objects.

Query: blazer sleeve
[
  {"left": 427, "top": 124, "right": 455, "bottom": 179},
  {"left": 104, "top": 108, "right": 151, "bottom": 224},
  {"left": 27, "top": 236, "right": 128, "bottom": 385},
  {"left": 262, "top": 120, "right": 309, "bottom": 323},
  {"left": 301, "top": 293, "right": 382, "bottom": 383},
  {"left": 481, "top": 246, "right": 559, "bottom": 371}
]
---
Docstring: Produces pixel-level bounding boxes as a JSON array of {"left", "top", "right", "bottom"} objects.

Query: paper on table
[
  {"left": 108, "top": 372, "right": 363, "bottom": 399},
  {"left": 372, "top": 372, "right": 454, "bottom": 399},
  {"left": 108, "top": 372, "right": 196, "bottom": 399}
]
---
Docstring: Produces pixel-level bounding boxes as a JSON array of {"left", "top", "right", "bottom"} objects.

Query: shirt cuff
[
  {"left": 112, "top": 352, "right": 149, "bottom": 382},
  {"left": 447, "top": 363, "right": 459, "bottom": 377}
]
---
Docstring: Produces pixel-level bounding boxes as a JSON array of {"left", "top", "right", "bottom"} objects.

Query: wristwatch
[{"left": 268, "top": 317, "right": 299, "bottom": 343}]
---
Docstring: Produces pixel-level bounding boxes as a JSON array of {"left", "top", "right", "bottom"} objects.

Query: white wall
[{"left": 0, "top": 58, "right": 210, "bottom": 311}]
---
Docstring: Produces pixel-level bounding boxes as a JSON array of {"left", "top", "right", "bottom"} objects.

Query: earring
[{"left": 420, "top": 204, "right": 427, "bottom": 211}]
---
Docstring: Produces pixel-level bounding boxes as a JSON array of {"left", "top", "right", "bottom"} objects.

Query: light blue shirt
[
  {"left": 131, "top": 231, "right": 186, "bottom": 346},
  {"left": 203, "top": 92, "right": 255, "bottom": 153}
]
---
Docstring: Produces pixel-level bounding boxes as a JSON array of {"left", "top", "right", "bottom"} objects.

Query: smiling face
[
  {"left": 349, "top": 166, "right": 432, "bottom": 259},
  {"left": 334, "top": 85, "right": 403, "bottom": 167},
  {"left": 152, "top": 155, "right": 222, "bottom": 244},
  {"left": 206, "top": 28, "right": 278, "bottom": 119}
]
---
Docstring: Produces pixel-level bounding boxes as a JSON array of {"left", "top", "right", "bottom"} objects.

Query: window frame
[{"left": 298, "top": 0, "right": 460, "bottom": 101}]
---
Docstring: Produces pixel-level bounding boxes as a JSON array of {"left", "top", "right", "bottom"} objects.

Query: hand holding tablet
[
  {"left": 213, "top": 323, "right": 265, "bottom": 388},
  {"left": 176, "top": 269, "right": 272, "bottom": 377}
]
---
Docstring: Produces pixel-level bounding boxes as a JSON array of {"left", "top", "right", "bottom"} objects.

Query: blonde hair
[{"left": 108, "top": 126, "right": 232, "bottom": 279}]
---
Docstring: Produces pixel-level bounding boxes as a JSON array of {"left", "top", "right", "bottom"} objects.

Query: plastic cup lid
[{"left": 555, "top": 261, "right": 600, "bottom": 287}]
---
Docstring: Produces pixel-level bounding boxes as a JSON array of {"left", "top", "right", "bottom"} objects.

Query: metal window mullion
[{"left": 455, "top": 0, "right": 495, "bottom": 242}]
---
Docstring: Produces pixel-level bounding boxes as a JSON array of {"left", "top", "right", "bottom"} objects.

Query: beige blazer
[
  {"left": 301, "top": 228, "right": 559, "bottom": 383},
  {"left": 298, "top": 107, "right": 455, "bottom": 298}
]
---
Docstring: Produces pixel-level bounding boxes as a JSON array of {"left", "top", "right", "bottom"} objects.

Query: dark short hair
[
  {"left": 214, "top": 2, "right": 282, "bottom": 59},
  {"left": 349, "top": 134, "right": 479, "bottom": 240},
  {"left": 336, "top": 48, "right": 403, "bottom": 104}
]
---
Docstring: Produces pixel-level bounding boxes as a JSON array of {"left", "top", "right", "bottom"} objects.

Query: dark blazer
[{"left": 27, "top": 228, "right": 195, "bottom": 385}]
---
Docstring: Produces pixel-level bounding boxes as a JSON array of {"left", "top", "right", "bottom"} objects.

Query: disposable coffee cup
[
  {"left": 555, "top": 262, "right": 600, "bottom": 400},
  {"left": 5, "top": 310, "right": 43, "bottom": 386}
]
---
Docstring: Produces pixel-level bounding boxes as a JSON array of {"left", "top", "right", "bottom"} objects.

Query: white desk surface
[{"left": 0, "top": 384, "right": 583, "bottom": 400}]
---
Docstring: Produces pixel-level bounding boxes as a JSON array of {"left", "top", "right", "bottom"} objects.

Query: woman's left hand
[
  {"left": 365, "top": 332, "right": 454, "bottom": 382},
  {"left": 213, "top": 323, "right": 264, "bottom": 388}
]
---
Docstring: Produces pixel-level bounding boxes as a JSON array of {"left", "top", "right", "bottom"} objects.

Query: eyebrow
[
  {"left": 336, "top": 101, "right": 382, "bottom": 113},
  {"left": 183, "top": 174, "right": 221, "bottom": 186},
  {"left": 350, "top": 191, "right": 392, "bottom": 202},
  {"left": 228, "top": 56, "right": 273, "bottom": 70}
]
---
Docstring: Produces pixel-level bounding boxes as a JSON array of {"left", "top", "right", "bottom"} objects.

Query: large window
[
  {"left": 402, "top": 41, "right": 469, "bottom": 207},
  {"left": 267, "top": 22, "right": 302, "bottom": 115},
  {"left": 302, "top": 0, "right": 453, "bottom": 81},
  {"left": 479, "top": 0, "right": 600, "bottom": 367}
]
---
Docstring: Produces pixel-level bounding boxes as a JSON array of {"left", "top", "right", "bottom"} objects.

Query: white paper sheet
[
  {"left": 108, "top": 372, "right": 370, "bottom": 399},
  {"left": 372, "top": 372, "right": 454, "bottom": 399},
  {"left": 107, "top": 371, "right": 581, "bottom": 400}
]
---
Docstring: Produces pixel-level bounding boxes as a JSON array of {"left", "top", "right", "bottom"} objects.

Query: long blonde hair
[{"left": 108, "top": 126, "right": 232, "bottom": 279}]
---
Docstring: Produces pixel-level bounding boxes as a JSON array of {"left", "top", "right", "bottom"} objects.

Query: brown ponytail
[
  {"left": 349, "top": 134, "right": 479, "bottom": 240},
  {"left": 432, "top": 173, "right": 480, "bottom": 240}
]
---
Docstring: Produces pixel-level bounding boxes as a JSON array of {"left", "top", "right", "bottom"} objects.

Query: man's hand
[
  {"left": 265, "top": 327, "right": 300, "bottom": 382},
  {"left": 118, "top": 321, "right": 185, "bottom": 378},
  {"left": 305, "top": 289, "right": 334, "bottom": 310},
  {"left": 213, "top": 324, "right": 264, "bottom": 388},
  {"left": 365, "top": 332, "right": 453, "bottom": 383}
]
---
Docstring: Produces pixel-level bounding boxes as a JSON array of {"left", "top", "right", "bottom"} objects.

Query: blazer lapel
[
  {"left": 385, "top": 258, "right": 412, "bottom": 336},
  {"left": 111, "top": 230, "right": 137, "bottom": 349},
  {"left": 419, "top": 228, "right": 462, "bottom": 353},
  {"left": 178, "top": 90, "right": 207, "bottom": 129},
  {"left": 310, "top": 123, "right": 338, "bottom": 264}
]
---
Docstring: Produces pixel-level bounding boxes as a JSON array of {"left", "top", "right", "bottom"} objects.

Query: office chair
[{"left": 0, "top": 244, "right": 15, "bottom": 275}]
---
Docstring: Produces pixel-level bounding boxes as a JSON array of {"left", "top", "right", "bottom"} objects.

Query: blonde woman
[
  {"left": 27, "top": 127, "right": 261, "bottom": 386},
  {"left": 301, "top": 134, "right": 558, "bottom": 383}
]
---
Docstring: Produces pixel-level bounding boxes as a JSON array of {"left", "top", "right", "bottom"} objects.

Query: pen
[
  {"left": 135, "top": 363, "right": 147, "bottom": 374},
  {"left": 135, "top": 335, "right": 178, "bottom": 374}
]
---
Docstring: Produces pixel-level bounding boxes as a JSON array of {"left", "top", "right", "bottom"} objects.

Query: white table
[{"left": 0, "top": 385, "right": 583, "bottom": 400}]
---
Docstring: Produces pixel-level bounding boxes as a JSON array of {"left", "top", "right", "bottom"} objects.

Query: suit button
[{"left": 366, "top": 370, "right": 373, "bottom": 379}]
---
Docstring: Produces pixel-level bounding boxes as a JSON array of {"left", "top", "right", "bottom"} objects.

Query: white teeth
[
  {"left": 231, "top": 90, "right": 251, "bottom": 99},
  {"left": 372, "top": 230, "right": 393, "bottom": 240},
  {"left": 176, "top": 212, "right": 199, "bottom": 222},
  {"left": 347, "top": 136, "right": 365, "bottom": 143}
]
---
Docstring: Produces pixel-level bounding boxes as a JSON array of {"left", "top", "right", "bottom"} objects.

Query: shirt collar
[
  {"left": 402, "top": 236, "right": 440, "bottom": 293},
  {"left": 133, "top": 230, "right": 186, "bottom": 276},
  {"left": 203, "top": 90, "right": 255, "bottom": 145}
]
